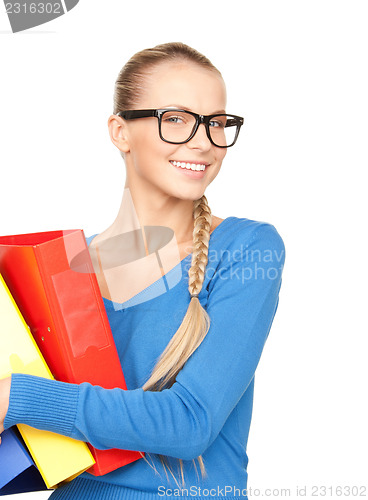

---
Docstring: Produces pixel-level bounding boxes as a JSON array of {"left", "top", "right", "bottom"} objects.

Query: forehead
[{"left": 136, "top": 61, "right": 227, "bottom": 114}]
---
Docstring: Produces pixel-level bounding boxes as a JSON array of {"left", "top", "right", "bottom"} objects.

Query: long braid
[
  {"left": 189, "top": 196, "right": 212, "bottom": 297},
  {"left": 136, "top": 195, "right": 212, "bottom": 488}
]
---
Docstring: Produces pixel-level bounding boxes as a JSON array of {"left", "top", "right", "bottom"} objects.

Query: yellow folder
[{"left": 0, "top": 273, "right": 95, "bottom": 489}]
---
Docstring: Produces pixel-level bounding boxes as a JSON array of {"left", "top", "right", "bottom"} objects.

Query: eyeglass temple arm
[{"left": 116, "top": 110, "right": 157, "bottom": 119}]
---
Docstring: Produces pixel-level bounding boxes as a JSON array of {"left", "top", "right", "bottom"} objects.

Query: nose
[{"left": 187, "top": 123, "right": 212, "bottom": 151}]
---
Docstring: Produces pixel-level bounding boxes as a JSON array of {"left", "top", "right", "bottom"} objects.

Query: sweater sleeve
[{"left": 4, "top": 223, "right": 285, "bottom": 461}]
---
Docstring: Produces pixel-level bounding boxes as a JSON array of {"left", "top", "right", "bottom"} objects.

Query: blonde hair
[{"left": 113, "top": 42, "right": 222, "bottom": 488}]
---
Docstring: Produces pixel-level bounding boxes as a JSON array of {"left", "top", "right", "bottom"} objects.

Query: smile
[{"left": 170, "top": 161, "right": 208, "bottom": 172}]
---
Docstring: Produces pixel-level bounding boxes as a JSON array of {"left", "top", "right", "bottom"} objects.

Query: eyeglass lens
[{"left": 160, "top": 110, "right": 239, "bottom": 147}]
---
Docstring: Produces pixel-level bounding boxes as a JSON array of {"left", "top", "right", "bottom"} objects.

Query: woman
[{"left": 0, "top": 42, "right": 285, "bottom": 499}]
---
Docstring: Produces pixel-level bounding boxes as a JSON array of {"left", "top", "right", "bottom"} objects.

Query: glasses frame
[{"left": 115, "top": 108, "right": 244, "bottom": 148}]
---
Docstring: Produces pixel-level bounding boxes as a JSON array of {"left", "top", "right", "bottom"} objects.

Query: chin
[{"left": 169, "top": 189, "right": 205, "bottom": 203}]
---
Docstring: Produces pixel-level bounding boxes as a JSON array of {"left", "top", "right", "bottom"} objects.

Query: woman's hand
[{"left": 0, "top": 377, "right": 11, "bottom": 441}]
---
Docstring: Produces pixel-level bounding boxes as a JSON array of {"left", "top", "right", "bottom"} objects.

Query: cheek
[
  {"left": 219, "top": 149, "right": 227, "bottom": 161},
  {"left": 130, "top": 135, "right": 175, "bottom": 172},
  {"left": 208, "top": 150, "right": 226, "bottom": 179},
  {"left": 214, "top": 149, "right": 227, "bottom": 167}
]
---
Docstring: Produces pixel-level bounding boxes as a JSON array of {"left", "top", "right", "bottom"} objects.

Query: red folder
[{"left": 0, "top": 229, "right": 143, "bottom": 476}]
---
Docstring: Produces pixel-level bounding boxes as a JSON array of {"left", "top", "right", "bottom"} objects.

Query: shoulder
[
  {"left": 206, "top": 217, "right": 285, "bottom": 298},
  {"left": 223, "top": 216, "right": 285, "bottom": 254},
  {"left": 207, "top": 216, "right": 285, "bottom": 279}
]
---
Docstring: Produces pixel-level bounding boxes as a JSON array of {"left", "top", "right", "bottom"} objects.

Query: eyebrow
[{"left": 163, "top": 104, "right": 227, "bottom": 114}]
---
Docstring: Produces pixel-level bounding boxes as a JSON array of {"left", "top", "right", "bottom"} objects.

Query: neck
[{"left": 108, "top": 186, "right": 198, "bottom": 248}]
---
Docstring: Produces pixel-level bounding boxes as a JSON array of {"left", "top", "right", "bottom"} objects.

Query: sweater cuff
[{"left": 4, "top": 373, "right": 79, "bottom": 437}]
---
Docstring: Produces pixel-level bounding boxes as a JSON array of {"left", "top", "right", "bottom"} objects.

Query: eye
[
  {"left": 165, "top": 115, "right": 184, "bottom": 124},
  {"left": 162, "top": 111, "right": 190, "bottom": 125},
  {"left": 209, "top": 118, "right": 226, "bottom": 128}
]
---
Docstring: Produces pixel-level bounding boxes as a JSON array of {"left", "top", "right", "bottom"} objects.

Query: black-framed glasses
[{"left": 116, "top": 108, "right": 244, "bottom": 148}]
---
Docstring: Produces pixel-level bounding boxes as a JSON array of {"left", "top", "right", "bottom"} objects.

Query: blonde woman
[{"left": 0, "top": 42, "right": 285, "bottom": 499}]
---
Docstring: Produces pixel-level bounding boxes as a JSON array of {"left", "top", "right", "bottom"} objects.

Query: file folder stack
[{"left": 0, "top": 229, "right": 143, "bottom": 476}]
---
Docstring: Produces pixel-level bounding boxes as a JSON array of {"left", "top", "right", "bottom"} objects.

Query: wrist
[
  {"left": 0, "top": 376, "right": 11, "bottom": 434},
  {"left": 4, "top": 373, "right": 79, "bottom": 437}
]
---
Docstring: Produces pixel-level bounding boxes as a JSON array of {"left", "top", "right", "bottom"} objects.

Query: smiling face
[{"left": 118, "top": 61, "right": 228, "bottom": 201}]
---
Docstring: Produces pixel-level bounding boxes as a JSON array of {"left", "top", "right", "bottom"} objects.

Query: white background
[{"left": 1, "top": 1, "right": 367, "bottom": 499}]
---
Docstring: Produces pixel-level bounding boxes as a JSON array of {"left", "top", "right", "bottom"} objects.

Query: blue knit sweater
[{"left": 4, "top": 216, "right": 285, "bottom": 500}]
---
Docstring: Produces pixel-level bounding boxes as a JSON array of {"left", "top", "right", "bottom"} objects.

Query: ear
[{"left": 107, "top": 114, "right": 131, "bottom": 153}]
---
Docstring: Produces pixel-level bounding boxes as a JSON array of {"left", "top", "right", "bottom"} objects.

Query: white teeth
[{"left": 171, "top": 161, "right": 207, "bottom": 171}]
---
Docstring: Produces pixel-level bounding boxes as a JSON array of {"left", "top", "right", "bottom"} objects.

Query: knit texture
[{"left": 4, "top": 216, "right": 285, "bottom": 500}]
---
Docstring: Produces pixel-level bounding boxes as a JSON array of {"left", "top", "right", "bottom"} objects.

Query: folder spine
[{"left": 33, "top": 242, "right": 75, "bottom": 382}]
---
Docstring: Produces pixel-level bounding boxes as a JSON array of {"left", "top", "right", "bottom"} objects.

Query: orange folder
[
  {"left": 0, "top": 273, "right": 95, "bottom": 489},
  {"left": 0, "top": 229, "right": 143, "bottom": 476}
]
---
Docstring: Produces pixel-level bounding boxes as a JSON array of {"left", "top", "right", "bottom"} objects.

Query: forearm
[{"left": 4, "top": 373, "right": 211, "bottom": 460}]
